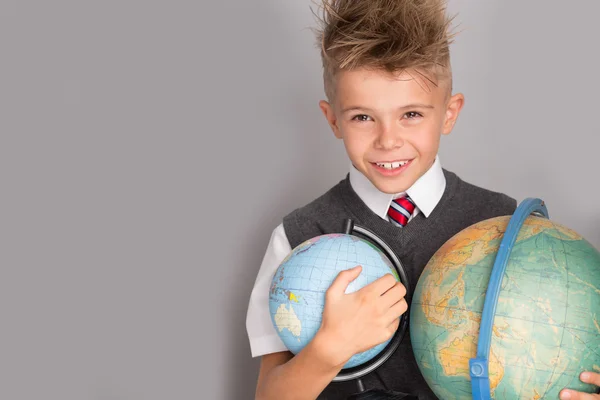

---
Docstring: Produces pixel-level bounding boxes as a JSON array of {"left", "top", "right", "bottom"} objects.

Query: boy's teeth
[{"left": 376, "top": 161, "right": 408, "bottom": 170}]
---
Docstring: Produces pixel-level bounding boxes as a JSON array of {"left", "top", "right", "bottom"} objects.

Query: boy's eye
[
  {"left": 404, "top": 111, "right": 423, "bottom": 119},
  {"left": 352, "top": 114, "right": 373, "bottom": 122}
]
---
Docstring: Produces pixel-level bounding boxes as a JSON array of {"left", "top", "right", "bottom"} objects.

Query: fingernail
[
  {"left": 560, "top": 390, "right": 571, "bottom": 400},
  {"left": 581, "top": 372, "right": 590, "bottom": 381}
]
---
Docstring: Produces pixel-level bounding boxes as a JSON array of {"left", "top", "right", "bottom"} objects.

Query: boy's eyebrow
[{"left": 341, "top": 103, "right": 435, "bottom": 113}]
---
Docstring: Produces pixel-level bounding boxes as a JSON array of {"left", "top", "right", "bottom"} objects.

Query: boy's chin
[{"left": 369, "top": 177, "right": 413, "bottom": 195}]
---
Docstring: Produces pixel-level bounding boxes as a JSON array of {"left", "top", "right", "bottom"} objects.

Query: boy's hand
[
  {"left": 560, "top": 372, "right": 600, "bottom": 399},
  {"left": 316, "top": 265, "right": 408, "bottom": 367}
]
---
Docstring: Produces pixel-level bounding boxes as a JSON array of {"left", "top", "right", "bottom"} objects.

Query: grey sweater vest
[{"left": 282, "top": 169, "right": 517, "bottom": 400}]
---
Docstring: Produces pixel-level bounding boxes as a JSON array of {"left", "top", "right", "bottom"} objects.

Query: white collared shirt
[{"left": 246, "top": 156, "right": 446, "bottom": 357}]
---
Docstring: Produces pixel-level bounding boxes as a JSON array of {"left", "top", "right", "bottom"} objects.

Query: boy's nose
[{"left": 375, "top": 126, "right": 404, "bottom": 150}]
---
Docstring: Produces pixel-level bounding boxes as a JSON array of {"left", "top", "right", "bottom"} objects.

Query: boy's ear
[
  {"left": 319, "top": 100, "right": 343, "bottom": 139},
  {"left": 442, "top": 93, "right": 465, "bottom": 135}
]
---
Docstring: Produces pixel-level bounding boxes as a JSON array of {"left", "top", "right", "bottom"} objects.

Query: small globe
[
  {"left": 410, "top": 215, "right": 600, "bottom": 399},
  {"left": 269, "top": 233, "right": 400, "bottom": 369}
]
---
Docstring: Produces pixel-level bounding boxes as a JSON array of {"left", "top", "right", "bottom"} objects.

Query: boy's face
[{"left": 320, "top": 68, "right": 464, "bottom": 194}]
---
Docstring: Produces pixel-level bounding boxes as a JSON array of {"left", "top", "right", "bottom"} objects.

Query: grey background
[{"left": 1, "top": 1, "right": 598, "bottom": 399}]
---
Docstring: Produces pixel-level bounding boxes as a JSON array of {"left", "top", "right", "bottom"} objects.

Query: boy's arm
[
  {"left": 255, "top": 335, "right": 343, "bottom": 400},
  {"left": 251, "top": 225, "right": 341, "bottom": 399}
]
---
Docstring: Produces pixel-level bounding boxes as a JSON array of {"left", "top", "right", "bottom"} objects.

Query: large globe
[
  {"left": 410, "top": 215, "right": 600, "bottom": 399},
  {"left": 269, "top": 233, "right": 400, "bottom": 369}
]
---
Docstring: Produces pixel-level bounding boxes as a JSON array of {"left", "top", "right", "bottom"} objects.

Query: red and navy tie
[{"left": 388, "top": 196, "right": 416, "bottom": 227}]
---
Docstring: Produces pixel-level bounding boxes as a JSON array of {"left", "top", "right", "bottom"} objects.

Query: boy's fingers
[
  {"left": 580, "top": 371, "right": 600, "bottom": 386},
  {"left": 387, "top": 317, "right": 400, "bottom": 335},
  {"left": 381, "top": 282, "right": 407, "bottom": 307},
  {"left": 386, "top": 298, "right": 408, "bottom": 321},
  {"left": 559, "top": 389, "right": 597, "bottom": 400},
  {"left": 364, "top": 273, "right": 398, "bottom": 294},
  {"left": 328, "top": 265, "right": 362, "bottom": 295}
]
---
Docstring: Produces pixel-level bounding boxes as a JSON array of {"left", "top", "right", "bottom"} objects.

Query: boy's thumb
[{"left": 329, "top": 265, "right": 362, "bottom": 295}]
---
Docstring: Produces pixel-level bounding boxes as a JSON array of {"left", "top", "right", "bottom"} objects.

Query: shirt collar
[{"left": 349, "top": 155, "right": 446, "bottom": 220}]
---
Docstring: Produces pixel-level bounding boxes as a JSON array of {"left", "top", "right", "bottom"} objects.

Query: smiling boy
[{"left": 245, "top": 1, "right": 600, "bottom": 399}]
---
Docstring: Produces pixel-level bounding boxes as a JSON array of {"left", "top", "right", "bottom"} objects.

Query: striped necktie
[{"left": 388, "top": 195, "right": 416, "bottom": 227}]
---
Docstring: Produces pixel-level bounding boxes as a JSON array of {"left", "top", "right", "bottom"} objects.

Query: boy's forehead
[{"left": 334, "top": 68, "right": 446, "bottom": 109}]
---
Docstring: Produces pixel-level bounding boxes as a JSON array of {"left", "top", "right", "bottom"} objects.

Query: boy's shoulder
[
  {"left": 444, "top": 169, "right": 517, "bottom": 219},
  {"left": 282, "top": 176, "right": 350, "bottom": 240}
]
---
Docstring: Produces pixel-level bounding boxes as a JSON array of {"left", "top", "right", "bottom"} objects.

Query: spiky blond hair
[{"left": 315, "top": 0, "right": 456, "bottom": 101}]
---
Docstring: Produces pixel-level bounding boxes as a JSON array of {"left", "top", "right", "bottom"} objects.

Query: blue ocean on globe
[{"left": 269, "top": 233, "right": 400, "bottom": 369}]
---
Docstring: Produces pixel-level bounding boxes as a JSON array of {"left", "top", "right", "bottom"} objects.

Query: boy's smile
[{"left": 320, "top": 68, "right": 464, "bottom": 194}]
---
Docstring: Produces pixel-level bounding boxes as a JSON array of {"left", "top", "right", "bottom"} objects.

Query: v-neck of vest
[{"left": 337, "top": 169, "right": 460, "bottom": 250}]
